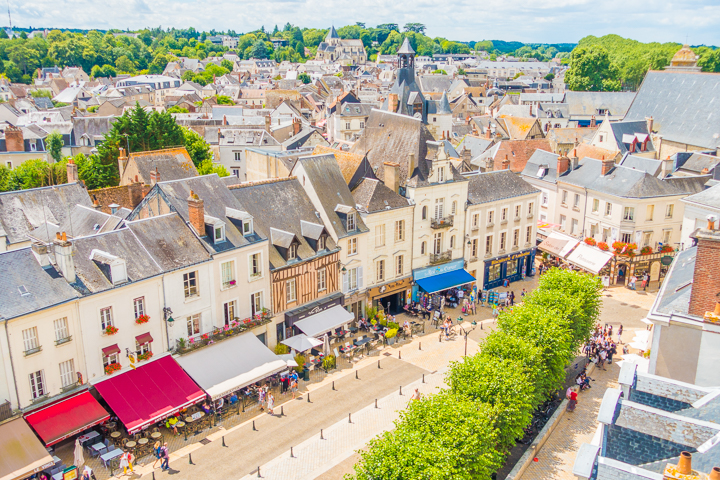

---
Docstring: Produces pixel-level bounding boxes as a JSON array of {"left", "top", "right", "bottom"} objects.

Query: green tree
[
  {"left": 298, "top": 72, "right": 311, "bottom": 84},
  {"left": 544, "top": 72, "right": 555, "bottom": 81},
  {"left": 565, "top": 45, "right": 621, "bottom": 91},
  {"left": 166, "top": 105, "right": 189, "bottom": 114},
  {"left": 403, "top": 23, "right": 426, "bottom": 34},
  {"left": 182, "top": 127, "right": 212, "bottom": 168},
  {"left": 215, "top": 95, "right": 233, "bottom": 105},
  {"left": 197, "top": 159, "right": 229, "bottom": 177},
  {"left": 220, "top": 59, "right": 234, "bottom": 71},
  {"left": 46, "top": 131, "right": 64, "bottom": 163},
  {"left": 115, "top": 55, "right": 135, "bottom": 73},
  {"left": 0, "top": 164, "right": 10, "bottom": 191},
  {"left": 250, "top": 39, "right": 268, "bottom": 59}
]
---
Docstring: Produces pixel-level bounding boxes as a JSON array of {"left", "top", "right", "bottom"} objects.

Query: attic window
[
  {"left": 242, "top": 219, "right": 254, "bottom": 236},
  {"left": 18, "top": 285, "right": 29, "bottom": 296},
  {"left": 288, "top": 244, "right": 298, "bottom": 260},
  {"left": 214, "top": 225, "right": 225, "bottom": 243},
  {"left": 318, "top": 235, "right": 326, "bottom": 251},
  {"left": 537, "top": 167, "right": 547, "bottom": 178}
]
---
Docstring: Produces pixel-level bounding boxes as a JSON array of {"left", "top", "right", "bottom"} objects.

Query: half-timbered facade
[{"left": 229, "top": 177, "right": 343, "bottom": 345}]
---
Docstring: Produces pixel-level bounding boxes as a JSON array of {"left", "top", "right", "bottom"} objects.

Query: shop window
[
  {"left": 421, "top": 242, "right": 426, "bottom": 254},
  {"left": 187, "top": 314, "right": 201, "bottom": 337},
  {"left": 488, "top": 264, "right": 501, "bottom": 281},
  {"left": 507, "top": 259, "right": 518, "bottom": 275}
]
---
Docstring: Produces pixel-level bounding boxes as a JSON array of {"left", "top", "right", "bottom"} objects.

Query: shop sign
[
  {"left": 413, "top": 259, "right": 464, "bottom": 280},
  {"left": 369, "top": 277, "right": 412, "bottom": 299},
  {"left": 285, "top": 295, "right": 343, "bottom": 324},
  {"left": 488, "top": 250, "right": 532, "bottom": 266},
  {"left": 661, "top": 256, "right": 673, "bottom": 266},
  {"left": 63, "top": 466, "right": 78, "bottom": 480}
]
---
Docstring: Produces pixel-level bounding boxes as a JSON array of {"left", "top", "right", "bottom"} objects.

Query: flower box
[
  {"left": 105, "top": 326, "right": 119, "bottom": 336},
  {"left": 135, "top": 314, "right": 150, "bottom": 325},
  {"left": 138, "top": 351, "right": 153, "bottom": 362},
  {"left": 105, "top": 363, "right": 121, "bottom": 375}
]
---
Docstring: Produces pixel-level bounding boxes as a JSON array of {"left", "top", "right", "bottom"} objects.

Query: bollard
[
  {"left": 257, "top": 466, "right": 261, "bottom": 478},
  {"left": 349, "top": 413, "right": 352, "bottom": 423},
  {"left": 399, "top": 385, "right": 403, "bottom": 395},
  {"left": 422, "top": 373, "right": 425, "bottom": 383},
  {"left": 222, "top": 435, "right": 226, "bottom": 447},
  {"left": 281, "top": 405, "right": 284, "bottom": 416},
  {"left": 332, "top": 381, "right": 335, "bottom": 390},
  {"left": 355, "top": 370, "right": 359, "bottom": 379},
  {"left": 253, "top": 420, "right": 257, "bottom": 431},
  {"left": 378, "top": 360, "right": 380, "bottom": 369},
  {"left": 290, "top": 446, "right": 294, "bottom": 458},
  {"left": 399, "top": 351, "right": 401, "bottom": 359},
  {"left": 419, "top": 342, "right": 422, "bottom": 350},
  {"left": 481, "top": 322, "right": 483, "bottom": 330},
  {"left": 320, "top": 429, "right": 324, "bottom": 440},
  {"left": 307, "top": 392, "right": 311, "bottom": 403},
  {"left": 375, "top": 398, "right": 378, "bottom": 408},
  {"left": 152, "top": 472, "right": 155, "bottom": 480},
  {"left": 189, "top": 453, "right": 193, "bottom": 465}
]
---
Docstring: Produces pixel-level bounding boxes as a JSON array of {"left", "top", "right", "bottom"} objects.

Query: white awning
[
  {"left": 281, "top": 334, "right": 323, "bottom": 353},
  {"left": 294, "top": 304, "right": 354, "bottom": 338},
  {"left": 537, "top": 231, "right": 580, "bottom": 258},
  {"left": 175, "top": 332, "right": 287, "bottom": 400},
  {"left": 565, "top": 243, "right": 614, "bottom": 274}
]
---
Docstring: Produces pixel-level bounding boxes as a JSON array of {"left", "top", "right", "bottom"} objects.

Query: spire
[
  {"left": 326, "top": 26, "right": 339, "bottom": 41},
  {"left": 436, "top": 91, "right": 451, "bottom": 115},
  {"left": 397, "top": 38, "right": 415, "bottom": 55}
]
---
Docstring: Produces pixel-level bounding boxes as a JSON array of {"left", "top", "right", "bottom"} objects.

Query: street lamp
[{"left": 460, "top": 321, "right": 478, "bottom": 357}]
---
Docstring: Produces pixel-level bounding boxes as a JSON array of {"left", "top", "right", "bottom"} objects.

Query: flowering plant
[
  {"left": 661, "top": 245, "right": 674, "bottom": 253},
  {"left": 201, "top": 333, "right": 210, "bottom": 340},
  {"left": 135, "top": 314, "right": 150, "bottom": 325},
  {"left": 584, "top": 237, "right": 596, "bottom": 246},
  {"left": 105, "top": 326, "right": 119, "bottom": 335},
  {"left": 105, "top": 363, "right": 121, "bottom": 375},
  {"left": 189, "top": 337, "right": 195, "bottom": 344},
  {"left": 597, "top": 242, "right": 609, "bottom": 251},
  {"left": 138, "top": 351, "right": 153, "bottom": 361},
  {"left": 640, "top": 246, "right": 653, "bottom": 255},
  {"left": 229, "top": 280, "right": 236, "bottom": 286}
]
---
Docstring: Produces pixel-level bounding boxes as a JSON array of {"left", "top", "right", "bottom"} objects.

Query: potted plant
[
  {"left": 274, "top": 343, "right": 290, "bottom": 355},
  {"left": 135, "top": 314, "right": 150, "bottom": 325},
  {"left": 105, "top": 325, "right": 119, "bottom": 335},
  {"left": 293, "top": 354, "right": 305, "bottom": 374},
  {"left": 138, "top": 351, "right": 153, "bottom": 361},
  {"left": 385, "top": 328, "right": 398, "bottom": 345},
  {"left": 322, "top": 354, "right": 336, "bottom": 372},
  {"left": 105, "top": 363, "right": 121, "bottom": 375},
  {"left": 597, "top": 242, "right": 609, "bottom": 251},
  {"left": 229, "top": 280, "right": 236, "bottom": 286},
  {"left": 584, "top": 237, "right": 596, "bottom": 246},
  {"left": 640, "top": 246, "right": 652, "bottom": 255},
  {"left": 661, "top": 245, "right": 674, "bottom": 253},
  {"left": 177, "top": 338, "right": 187, "bottom": 351}
]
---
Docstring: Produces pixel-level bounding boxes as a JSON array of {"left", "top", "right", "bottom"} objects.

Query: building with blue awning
[{"left": 413, "top": 259, "right": 476, "bottom": 300}]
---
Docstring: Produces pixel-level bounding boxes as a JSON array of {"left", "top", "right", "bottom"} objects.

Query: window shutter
[
  {"left": 358, "top": 267, "right": 364, "bottom": 289},
  {"left": 342, "top": 272, "right": 348, "bottom": 293}
]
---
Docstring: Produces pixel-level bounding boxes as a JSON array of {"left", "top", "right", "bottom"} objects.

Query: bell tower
[{"left": 397, "top": 38, "right": 415, "bottom": 70}]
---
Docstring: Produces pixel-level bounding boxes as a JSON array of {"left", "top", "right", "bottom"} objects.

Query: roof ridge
[{"left": 227, "top": 176, "right": 297, "bottom": 190}]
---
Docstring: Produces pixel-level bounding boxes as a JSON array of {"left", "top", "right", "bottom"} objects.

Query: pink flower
[{"left": 189, "top": 338, "right": 195, "bottom": 344}]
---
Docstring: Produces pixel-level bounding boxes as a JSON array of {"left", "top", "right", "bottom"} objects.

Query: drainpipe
[
  {"left": 582, "top": 187, "right": 589, "bottom": 237},
  {"left": 4, "top": 320, "right": 21, "bottom": 412},
  {"left": 162, "top": 276, "right": 171, "bottom": 352}
]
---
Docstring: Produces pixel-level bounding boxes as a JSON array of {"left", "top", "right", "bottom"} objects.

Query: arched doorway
[{"left": 650, "top": 261, "right": 661, "bottom": 282}]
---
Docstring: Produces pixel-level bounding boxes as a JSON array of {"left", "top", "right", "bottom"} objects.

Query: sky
[{"left": 12, "top": 0, "right": 720, "bottom": 45}]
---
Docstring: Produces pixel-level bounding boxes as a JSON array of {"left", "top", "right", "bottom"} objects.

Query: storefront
[
  {"left": 0, "top": 418, "right": 54, "bottom": 480},
  {"left": 283, "top": 292, "right": 345, "bottom": 339},
  {"left": 368, "top": 276, "right": 413, "bottom": 315},
  {"left": 413, "top": 260, "right": 476, "bottom": 300},
  {"left": 343, "top": 290, "right": 365, "bottom": 322},
  {"left": 564, "top": 243, "right": 614, "bottom": 276},
  {"left": 483, "top": 248, "right": 536, "bottom": 290}
]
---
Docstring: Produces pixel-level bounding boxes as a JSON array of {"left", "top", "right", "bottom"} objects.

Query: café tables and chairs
[
  {"left": 100, "top": 448, "right": 123, "bottom": 468},
  {"left": 78, "top": 430, "right": 100, "bottom": 448},
  {"left": 137, "top": 437, "right": 149, "bottom": 446},
  {"left": 90, "top": 442, "right": 107, "bottom": 457},
  {"left": 150, "top": 431, "right": 163, "bottom": 440},
  {"left": 52, "top": 473, "right": 62, "bottom": 480},
  {"left": 125, "top": 440, "right": 136, "bottom": 452}
]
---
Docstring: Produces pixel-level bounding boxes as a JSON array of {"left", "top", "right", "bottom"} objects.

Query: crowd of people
[{"left": 583, "top": 324, "right": 623, "bottom": 371}]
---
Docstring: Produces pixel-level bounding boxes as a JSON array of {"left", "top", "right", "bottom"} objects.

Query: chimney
[
  {"left": 462, "top": 148, "right": 471, "bottom": 163},
  {"left": 265, "top": 115, "right": 271, "bottom": 134},
  {"left": 389, "top": 93, "right": 398, "bottom": 113},
  {"left": 689, "top": 215, "right": 720, "bottom": 318},
  {"left": 661, "top": 156, "right": 673, "bottom": 178},
  {"left": 590, "top": 115, "right": 596, "bottom": 128},
  {"left": 108, "top": 203, "right": 120, "bottom": 215},
  {"left": 150, "top": 167, "right": 160, "bottom": 185},
  {"left": 128, "top": 182, "right": 144, "bottom": 207},
  {"left": 501, "top": 154, "right": 510, "bottom": 170},
  {"left": 293, "top": 117, "right": 301, "bottom": 136},
  {"left": 92, "top": 198, "right": 102, "bottom": 210},
  {"left": 601, "top": 158, "right": 615, "bottom": 176},
  {"left": 383, "top": 162, "right": 400, "bottom": 193},
  {"left": 664, "top": 451, "right": 699, "bottom": 479},
  {"left": 31, "top": 242, "right": 50, "bottom": 268},
  {"left": 711, "top": 467, "right": 720, "bottom": 480},
  {"left": 5, "top": 126, "right": 24, "bottom": 152},
  {"left": 646, "top": 116, "right": 654, "bottom": 133},
  {"left": 408, "top": 153, "right": 416, "bottom": 177},
  {"left": 118, "top": 148, "right": 128, "bottom": 176},
  {"left": 187, "top": 190, "right": 205, "bottom": 236},
  {"left": 66, "top": 158, "right": 78, "bottom": 183},
  {"left": 557, "top": 154, "right": 570, "bottom": 176},
  {"left": 53, "top": 232, "right": 75, "bottom": 283},
  {"left": 485, "top": 126, "right": 491, "bottom": 139}
]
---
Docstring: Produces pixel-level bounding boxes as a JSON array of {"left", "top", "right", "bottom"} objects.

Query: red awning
[
  {"left": 102, "top": 344, "right": 120, "bottom": 356},
  {"left": 94, "top": 355, "right": 205, "bottom": 434},
  {"left": 135, "top": 333, "right": 153, "bottom": 345},
  {"left": 24, "top": 391, "right": 109, "bottom": 446}
]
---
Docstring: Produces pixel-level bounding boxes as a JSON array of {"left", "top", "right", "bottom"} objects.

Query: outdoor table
[
  {"left": 105, "top": 422, "right": 117, "bottom": 431},
  {"left": 349, "top": 326, "right": 358, "bottom": 333},
  {"left": 125, "top": 441, "right": 136, "bottom": 449},
  {"left": 100, "top": 448, "right": 123, "bottom": 468},
  {"left": 354, "top": 337, "right": 373, "bottom": 348},
  {"left": 90, "top": 442, "right": 106, "bottom": 456},
  {"left": 175, "top": 421, "right": 185, "bottom": 429},
  {"left": 78, "top": 430, "right": 100, "bottom": 447},
  {"left": 52, "top": 473, "right": 62, "bottom": 480},
  {"left": 137, "top": 438, "right": 148, "bottom": 446},
  {"left": 150, "top": 432, "right": 162, "bottom": 439}
]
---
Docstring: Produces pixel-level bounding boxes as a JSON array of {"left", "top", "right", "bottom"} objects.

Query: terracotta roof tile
[
  {"left": 494, "top": 139, "right": 552, "bottom": 172},
  {"left": 312, "top": 145, "right": 364, "bottom": 184}
]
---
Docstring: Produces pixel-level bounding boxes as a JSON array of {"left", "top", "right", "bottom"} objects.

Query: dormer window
[
  {"left": 288, "top": 244, "right": 298, "bottom": 260},
  {"left": 438, "top": 167, "right": 445, "bottom": 182},
  {"left": 347, "top": 213, "right": 356, "bottom": 231},
  {"left": 318, "top": 236, "right": 326, "bottom": 251},
  {"left": 243, "top": 219, "right": 253, "bottom": 236},
  {"left": 214, "top": 225, "right": 225, "bottom": 243}
]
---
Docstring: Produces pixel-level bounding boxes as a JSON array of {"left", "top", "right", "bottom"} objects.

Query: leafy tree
[
  {"left": 544, "top": 72, "right": 555, "bottom": 81},
  {"left": 565, "top": 45, "right": 621, "bottom": 91},
  {"left": 376, "top": 23, "right": 399, "bottom": 32},
  {"left": 250, "top": 39, "right": 268, "bottom": 59},
  {"left": 431, "top": 69, "right": 447, "bottom": 75},
  {"left": 182, "top": 127, "right": 212, "bottom": 168},
  {"left": 166, "top": 105, "right": 188, "bottom": 114},
  {"left": 197, "top": 159, "right": 229, "bottom": 177},
  {"left": 457, "top": 67, "right": 466, "bottom": 75},
  {"left": 403, "top": 23, "right": 426, "bottom": 34},
  {"left": 115, "top": 55, "right": 135, "bottom": 73},
  {"left": 215, "top": 95, "right": 233, "bottom": 105},
  {"left": 6, "top": 158, "right": 67, "bottom": 191},
  {"left": 0, "top": 164, "right": 10, "bottom": 191},
  {"left": 220, "top": 59, "right": 234, "bottom": 71},
  {"left": 298, "top": 72, "right": 311, "bottom": 84},
  {"left": 46, "top": 131, "right": 64, "bottom": 163}
]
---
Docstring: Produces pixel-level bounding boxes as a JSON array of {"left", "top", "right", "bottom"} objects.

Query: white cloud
[{"left": 11, "top": 0, "right": 720, "bottom": 45}]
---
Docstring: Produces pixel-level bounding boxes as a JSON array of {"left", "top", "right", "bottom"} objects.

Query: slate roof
[
  {"left": 678, "top": 152, "right": 720, "bottom": 174},
  {"left": 338, "top": 102, "right": 374, "bottom": 117},
  {"left": 124, "top": 147, "right": 198, "bottom": 183},
  {"left": 352, "top": 178, "right": 411, "bottom": 214},
  {"left": 228, "top": 178, "right": 339, "bottom": 270},
  {"left": 0, "top": 247, "right": 78, "bottom": 321},
  {"left": 311, "top": 145, "right": 364, "bottom": 185},
  {"left": 0, "top": 183, "right": 92, "bottom": 246},
  {"left": 625, "top": 71, "right": 720, "bottom": 150},
  {"left": 521, "top": 148, "right": 562, "bottom": 183},
  {"left": 27, "top": 204, "right": 124, "bottom": 243},
  {"left": 282, "top": 128, "right": 327, "bottom": 150},
  {"left": 72, "top": 116, "right": 117, "bottom": 146},
  {"left": 654, "top": 246, "right": 696, "bottom": 316},
  {"left": 426, "top": 91, "right": 452, "bottom": 115},
  {"left": 618, "top": 154, "right": 663, "bottom": 176},
  {"left": 561, "top": 158, "right": 709, "bottom": 198},
  {"left": 609, "top": 121, "right": 655, "bottom": 154},
  {"left": 295, "top": 154, "right": 369, "bottom": 238},
  {"left": 350, "top": 109, "right": 435, "bottom": 185},
  {"left": 682, "top": 182, "right": 720, "bottom": 210},
  {"left": 466, "top": 170, "right": 539, "bottom": 205},
  {"left": 144, "top": 174, "right": 267, "bottom": 254},
  {"left": 418, "top": 75, "right": 453, "bottom": 93},
  {"left": 565, "top": 91, "right": 636, "bottom": 119},
  {"left": 457, "top": 135, "right": 493, "bottom": 158}
]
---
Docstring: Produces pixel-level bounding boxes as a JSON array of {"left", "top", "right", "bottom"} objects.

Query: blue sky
[{"left": 12, "top": 0, "right": 720, "bottom": 45}]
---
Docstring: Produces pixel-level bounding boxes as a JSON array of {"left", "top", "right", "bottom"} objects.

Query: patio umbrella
[
  {"left": 281, "top": 334, "right": 323, "bottom": 353},
  {"left": 322, "top": 333, "right": 331, "bottom": 357},
  {"left": 73, "top": 438, "right": 85, "bottom": 468},
  {"left": 278, "top": 354, "right": 298, "bottom": 367}
]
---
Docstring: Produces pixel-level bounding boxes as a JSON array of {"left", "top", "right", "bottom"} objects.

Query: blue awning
[{"left": 415, "top": 269, "right": 476, "bottom": 294}]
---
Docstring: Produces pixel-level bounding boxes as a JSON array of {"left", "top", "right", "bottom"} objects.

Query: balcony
[
  {"left": 23, "top": 346, "right": 42, "bottom": 357},
  {"left": 174, "top": 309, "right": 273, "bottom": 355},
  {"left": 429, "top": 250, "right": 452, "bottom": 265},
  {"left": 55, "top": 336, "right": 72, "bottom": 346},
  {"left": 430, "top": 216, "right": 454, "bottom": 229}
]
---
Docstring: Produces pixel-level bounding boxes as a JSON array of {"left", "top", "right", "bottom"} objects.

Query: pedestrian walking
[
  {"left": 598, "top": 349, "right": 607, "bottom": 370},
  {"left": 408, "top": 388, "right": 421, "bottom": 406},
  {"left": 567, "top": 387, "right": 579, "bottom": 412},
  {"left": 160, "top": 443, "right": 170, "bottom": 471},
  {"left": 267, "top": 393, "right": 275, "bottom": 415},
  {"left": 152, "top": 441, "right": 162, "bottom": 468},
  {"left": 509, "top": 291, "right": 515, "bottom": 306},
  {"left": 608, "top": 343, "right": 617, "bottom": 364},
  {"left": 643, "top": 272, "right": 650, "bottom": 291},
  {"left": 119, "top": 450, "right": 133, "bottom": 476},
  {"left": 258, "top": 385, "right": 266, "bottom": 411},
  {"left": 617, "top": 324, "right": 624, "bottom": 344}
]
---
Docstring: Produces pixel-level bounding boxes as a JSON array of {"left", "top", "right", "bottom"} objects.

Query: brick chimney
[
  {"left": 590, "top": 115, "right": 596, "bottom": 128},
  {"left": 128, "top": 182, "right": 145, "bottom": 208},
  {"left": 485, "top": 126, "right": 491, "bottom": 139},
  {"left": 265, "top": 115, "right": 271, "bottom": 134},
  {"left": 389, "top": 93, "right": 398, "bottom": 113},
  {"left": 66, "top": 158, "right": 78, "bottom": 183},
  {"left": 646, "top": 116, "right": 654, "bottom": 133},
  {"left": 5, "top": 125, "right": 24, "bottom": 152},
  {"left": 150, "top": 167, "right": 160, "bottom": 185},
  {"left": 689, "top": 216, "right": 720, "bottom": 318},
  {"left": 292, "top": 117, "right": 301, "bottom": 136},
  {"left": 501, "top": 154, "right": 510, "bottom": 170},
  {"left": 118, "top": 148, "right": 128, "bottom": 176},
  {"left": 710, "top": 466, "right": 720, "bottom": 480},
  {"left": 187, "top": 190, "right": 205, "bottom": 236},
  {"left": 557, "top": 154, "right": 570, "bottom": 176},
  {"left": 383, "top": 162, "right": 400, "bottom": 193},
  {"left": 663, "top": 451, "right": 701, "bottom": 480},
  {"left": 601, "top": 158, "right": 615, "bottom": 176},
  {"left": 53, "top": 232, "right": 75, "bottom": 283}
]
